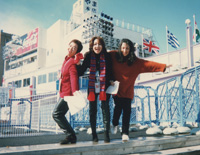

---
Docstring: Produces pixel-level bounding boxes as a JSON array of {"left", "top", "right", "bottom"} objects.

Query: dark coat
[{"left": 77, "top": 51, "right": 114, "bottom": 91}]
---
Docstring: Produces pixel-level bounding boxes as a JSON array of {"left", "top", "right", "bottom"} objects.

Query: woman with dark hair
[
  {"left": 115, "top": 38, "right": 137, "bottom": 66},
  {"left": 52, "top": 39, "right": 83, "bottom": 145},
  {"left": 109, "top": 38, "right": 172, "bottom": 142},
  {"left": 77, "top": 36, "right": 114, "bottom": 143}
]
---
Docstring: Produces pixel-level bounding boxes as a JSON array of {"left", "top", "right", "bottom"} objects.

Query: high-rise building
[{"left": 0, "top": 30, "right": 12, "bottom": 86}]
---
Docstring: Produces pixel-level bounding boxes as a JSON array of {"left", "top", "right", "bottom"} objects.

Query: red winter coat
[
  {"left": 59, "top": 56, "right": 79, "bottom": 98},
  {"left": 110, "top": 50, "right": 166, "bottom": 99}
]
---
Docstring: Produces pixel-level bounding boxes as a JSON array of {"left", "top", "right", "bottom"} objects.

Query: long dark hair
[
  {"left": 89, "top": 36, "right": 107, "bottom": 54},
  {"left": 116, "top": 38, "right": 137, "bottom": 66}
]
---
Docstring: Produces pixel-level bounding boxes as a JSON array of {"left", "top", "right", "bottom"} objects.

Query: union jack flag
[{"left": 143, "top": 39, "right": 159, "bottom": 55}]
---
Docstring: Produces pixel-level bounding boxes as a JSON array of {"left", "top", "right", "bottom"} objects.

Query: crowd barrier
[
  {"left": 156, "top": 66, "right": 200, "bottom": 127},
  {"left": 156, "top": 77, "right": 180, "bottom": 125},
  {"left": 179, "top": 66, "right": 200, "bottom": 126},
  {"left": 0, "top": 86, "right": 155, "bottom": 137}
]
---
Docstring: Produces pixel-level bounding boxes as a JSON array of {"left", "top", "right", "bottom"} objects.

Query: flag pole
[
  {"left": 193, "top": 14, "right": 196, "bottom": 44},
  {"left": 142, "top": 34, "right": 144, "bottom": 57},
  {"left": 166, "top": 25, "right": 168, "bottom": 53},
  {"left": 166, "top": 25, "right": 170, "bottom": 68}
]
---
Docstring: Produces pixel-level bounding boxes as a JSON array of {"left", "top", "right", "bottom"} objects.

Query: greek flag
[{"left": 167, "top": 30, "right": 180, "bottom": 48}]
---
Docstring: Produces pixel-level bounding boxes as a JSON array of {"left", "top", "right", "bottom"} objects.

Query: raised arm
[{"left": 77, "top": 52, "right": 90, "bottom": 76}]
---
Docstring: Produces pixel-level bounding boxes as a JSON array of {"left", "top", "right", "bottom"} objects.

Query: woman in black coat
[{"left": 77, "top": 36, "right": 114, "bottom": 143}]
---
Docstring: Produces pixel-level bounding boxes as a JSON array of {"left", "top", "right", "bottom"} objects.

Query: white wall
[
  {"left": 37, "top": 48, "right": 46, "bottom": 68},
  {"left": 46, "top": 20, "right": 65, "bottom": 67},
  {"left": 38, "top": 27, "right": 47, "bottom": 49}
]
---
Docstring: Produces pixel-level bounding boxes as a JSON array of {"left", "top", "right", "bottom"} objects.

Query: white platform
[{"left": 1, "top": 135, "right": 200, "bottom": 155}]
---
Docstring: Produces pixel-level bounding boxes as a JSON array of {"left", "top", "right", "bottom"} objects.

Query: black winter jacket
[{"left": 77, "top": 51, "right": 114, "bottom": 90}]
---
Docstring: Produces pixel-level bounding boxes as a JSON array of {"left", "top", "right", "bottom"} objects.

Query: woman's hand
[
  {"left": 76, "top": 61, "right": 81, "bottom": 65},
  {"left": 110, "top": 80, "right": 115, "bottom": 86},
  {"left": 74, "top": 53, "right": 83, "bottom": 64},
  {"left": 166, "top": 64, "right": 173, "bottom": 68}
]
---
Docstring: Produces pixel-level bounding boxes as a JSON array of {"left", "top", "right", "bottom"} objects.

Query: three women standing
[{"left": 53, "top": 37, "right": 171, "bottom": 144}]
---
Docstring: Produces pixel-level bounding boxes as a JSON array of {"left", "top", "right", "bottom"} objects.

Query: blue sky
[{"left": 0, "top": 0, "right": 200, "bottom": 54}]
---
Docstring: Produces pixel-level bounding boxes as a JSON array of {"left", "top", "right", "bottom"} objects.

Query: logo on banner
[{"left": 14, "top": 28, "right": 39, "bottom": 56}]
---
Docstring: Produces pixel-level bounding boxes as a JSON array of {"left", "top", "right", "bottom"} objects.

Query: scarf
[{"left": 88, "top": 52, "right": 106, "bottom": 101}]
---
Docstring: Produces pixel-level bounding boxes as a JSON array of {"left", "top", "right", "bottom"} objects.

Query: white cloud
[{"left": 0, "top": 12, "right": 42, "bottom": 36}]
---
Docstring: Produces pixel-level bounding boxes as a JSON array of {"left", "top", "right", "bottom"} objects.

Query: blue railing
[
  {"left": 155, "top": 65, "right": 200, "bottom": 127},
  {"left": 179, "top": 66, "right": 200, "bottom": 126},
  {"left": 156, "top": 77, "right": 180, "bottom": 126}
]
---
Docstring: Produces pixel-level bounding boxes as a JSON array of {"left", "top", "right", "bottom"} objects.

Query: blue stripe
[{"left": 167, "top": 30, "right": 180, "bottom": 48}]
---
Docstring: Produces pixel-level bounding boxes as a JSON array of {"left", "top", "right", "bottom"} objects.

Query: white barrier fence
[{"left": 0, "top": 86, "right": 158, "bottom": 138}]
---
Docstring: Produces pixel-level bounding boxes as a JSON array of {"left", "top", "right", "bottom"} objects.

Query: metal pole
[{"left": 185, "top": 19, "right": 194, "bottom": 68}]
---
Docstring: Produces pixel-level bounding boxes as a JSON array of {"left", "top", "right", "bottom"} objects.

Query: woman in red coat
[
  {"left": 110, "top": 38, "right": 171, "bottom": 142},
  {"left": 52, "top": 39, "right": 83, "bottom": 145}
]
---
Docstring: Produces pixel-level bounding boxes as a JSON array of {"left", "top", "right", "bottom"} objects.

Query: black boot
[
  {"left": 101, "top": 98, "right": 111, "bottom": 143},
  {"left": 90, "top": 116, "right": 98, "bottom": 142},
  {"left": 104, "top": 131, "right": 110, "bottom": 143},
  {"left": 60, "top": 134, "right": 77, "bottom": 145},
  {"left": 89, "top": 99, "right": 98, "bottom": 143},
  {"left": 90, "top": 123, "right": 98, "bottom": 143},
  {"left": 92, "top": 132, "right": 98, "bottom": 143}
]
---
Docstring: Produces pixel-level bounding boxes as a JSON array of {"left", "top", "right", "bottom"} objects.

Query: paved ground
[
  {"left": 1, "top": 134, "right": 200, "bottom": 155},
  {"left": 0, "top": 128, "right": 181, "bottom": 148}
]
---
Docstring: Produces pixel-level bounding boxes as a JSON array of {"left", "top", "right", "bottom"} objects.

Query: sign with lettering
[{"left": 14, "top": 28, "right": 38, "bottom": 56}]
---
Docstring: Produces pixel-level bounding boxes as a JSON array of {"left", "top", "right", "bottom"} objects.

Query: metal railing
[
  {"left": 156, "top": 77, "right": 181, "bottom": 126},
  {"left": 0, "top": 86, "right": 154, "bottom": 137},
  {"left": 155, "top": 65, "right": 200, "bottom": 127}
]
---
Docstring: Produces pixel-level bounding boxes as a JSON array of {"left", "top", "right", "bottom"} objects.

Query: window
[
  {"left": 92, "top": 1, "right": 97, "bottom": 7},
  {"left": 85, "top": 0, "right": 91, "bottom": 4},
  {"left": 5, "top": 60, "right": 10, "bottom": 71},
  {"left": 15, "top": 80, "right": 22, "bottom": 88},
  {"left": 8, "top": 82, "right": 13, "bottom": 87},
  {"left": 92, "top": 8, "right": 96, "bottom": 13},
  {"left": 48, "top": 72, "right": 57, "bottom": 82},
  {"left": 23, "top": 78, "right": 30, "bottom": 87},
  {"left": 38, "top": 74, "right": 47, "bottom": 84},
  {"left": 31, "top": 56, "right": 37, "bottom": 62},
  {"left": 86, "top": 6, "right": 90, "bottom": 11}
]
